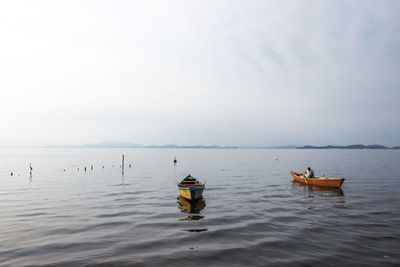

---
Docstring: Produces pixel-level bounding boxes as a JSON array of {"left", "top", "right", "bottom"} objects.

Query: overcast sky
[{"left": 0, "top": 0, "right": 399, "bottom": 147}]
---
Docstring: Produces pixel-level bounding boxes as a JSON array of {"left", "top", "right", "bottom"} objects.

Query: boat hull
[
  {"left": 291, "top": 171, "right": 345, "bottom": 188},
  {"left": 178, "top": 187, "right": 204, "bottom": 200}
]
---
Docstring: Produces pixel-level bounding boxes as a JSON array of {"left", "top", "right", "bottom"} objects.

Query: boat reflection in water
[
  {"left": 292, "top": 182, "right": 344, "bottom": 197},
  {"left": 177, "top": 195, "right": 206, "bottom": 221},
  {"left": 291, "top": 182, "right": 345, "bottom": 210}
]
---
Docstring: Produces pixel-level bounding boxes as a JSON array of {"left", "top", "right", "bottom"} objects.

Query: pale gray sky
[{"left": 0, "top": 0, "right": 399, "bottom": 147}]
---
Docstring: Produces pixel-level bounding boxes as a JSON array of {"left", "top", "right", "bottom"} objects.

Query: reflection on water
[
  {"left": 180, "top": 215, "right": 204, "bottom": 221},
  {"left": 184, "top": 228, "right": 208, "bottom": 232},
  {"left": 177, "top": 195, "right": 206, "bottom": 214},
  {"left": 291, "top": 182, "right": 344, "bottom": 197},
  {"left": 1, "top": 149, "right": 399, "bottom": 266},
  {"left": 291, "top": 182, "right": 345, "bottom": 209},
  {"left": 177, "top": 195, "right": 207, "bottom": 231}
]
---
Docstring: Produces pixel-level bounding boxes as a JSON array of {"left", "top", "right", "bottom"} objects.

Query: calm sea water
[{"left": 0, "top": 148, "right": 399, "bottom": 266}]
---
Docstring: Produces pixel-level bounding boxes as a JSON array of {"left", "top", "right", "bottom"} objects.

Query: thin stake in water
[{"left": 122, "top": 154, "right": 125, "bottom": 174}]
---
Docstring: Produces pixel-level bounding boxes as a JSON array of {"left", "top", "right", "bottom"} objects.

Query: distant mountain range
[
  {"left": 239, "top": 145, "right": 298, "bottom": 149},
  {"left": 76, "top": 142, "right": 300, "bottom": 149},
  {"left": 32, "top": 142, "right": 400, "bottom": 149},
  {"left": 297, "top": 144, "right": 400, "bottom": 149},
  {"left": 45, "top": 141, "right": 239, "bottom": 149}
]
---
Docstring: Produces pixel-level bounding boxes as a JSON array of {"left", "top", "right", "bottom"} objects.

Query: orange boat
[{"left": 290, "top": 171, "right": 345, "bottom": 188}]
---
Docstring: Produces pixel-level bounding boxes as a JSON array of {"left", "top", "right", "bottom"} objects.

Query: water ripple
[{"left": 0, "top": 149, "right": 399, "bottom": 266}]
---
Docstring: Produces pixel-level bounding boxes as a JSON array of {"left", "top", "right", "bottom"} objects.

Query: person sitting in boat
[{"left": 305, "top": 167, "right": 314, "bottom": 178}]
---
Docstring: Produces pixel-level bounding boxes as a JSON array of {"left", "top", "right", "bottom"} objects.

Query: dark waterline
[{"left": 0, "top": 148, "right": 399, "bottom": 266}]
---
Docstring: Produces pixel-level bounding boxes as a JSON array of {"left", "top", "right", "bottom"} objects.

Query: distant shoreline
[{"left": 296, "top": 145, "right": 400, "bottom": 150}]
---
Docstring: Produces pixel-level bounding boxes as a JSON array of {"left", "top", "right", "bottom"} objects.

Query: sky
[{"left": 0, "top": 0, "right": 399, "bottom": 147}]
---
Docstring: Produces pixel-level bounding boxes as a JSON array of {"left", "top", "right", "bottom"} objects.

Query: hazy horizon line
[{"left": 0, "top": 142, "right": 399, "bottom": 149}]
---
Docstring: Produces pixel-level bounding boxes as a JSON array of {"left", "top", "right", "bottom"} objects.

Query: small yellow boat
[{"left": 178, "top": 174, "right": 205, "bottom": 201}]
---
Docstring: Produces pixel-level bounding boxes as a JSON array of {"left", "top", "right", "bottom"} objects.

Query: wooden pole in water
[{"left": 122, "top": 154, "right": 125, "bottom": 174}]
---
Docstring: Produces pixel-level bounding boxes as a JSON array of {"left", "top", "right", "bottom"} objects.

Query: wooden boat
[
  {"left": 178, "top": 174, "right": 205, "bottom": 201},
  {"left": 290, "top": 171, "right": 345, "bottom": 188}
]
